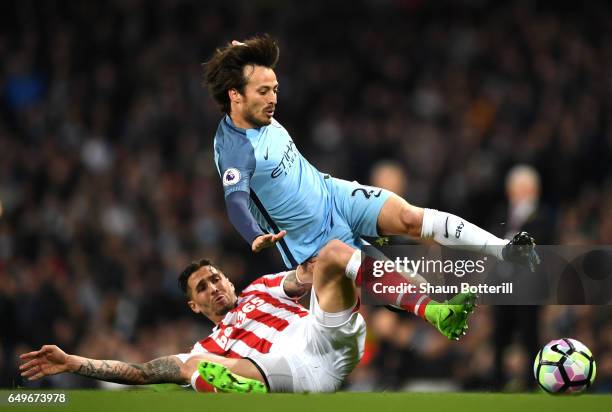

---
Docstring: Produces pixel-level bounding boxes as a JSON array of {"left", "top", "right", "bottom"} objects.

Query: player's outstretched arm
[{"left": 19, "top": 345, "right": 188, "bottom": 385}]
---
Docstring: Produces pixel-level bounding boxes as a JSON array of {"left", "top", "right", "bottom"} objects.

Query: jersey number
[
  {"left": 351, "top": 188, "right": 382, "bottom": 199},
  {"left": 242, "top": 297, "right": 265, "bottom": 313}
]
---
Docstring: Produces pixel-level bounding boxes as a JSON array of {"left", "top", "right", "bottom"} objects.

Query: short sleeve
[{"left": 216, "top": 135, "right": 256, "bottom": 197}]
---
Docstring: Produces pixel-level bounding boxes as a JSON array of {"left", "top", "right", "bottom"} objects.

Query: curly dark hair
[
  {"left": 202, "top": 33, "right": 279, "bottom": 114},
  {"left": 178, "top": 258, "right": 215, "bottom": 299}
]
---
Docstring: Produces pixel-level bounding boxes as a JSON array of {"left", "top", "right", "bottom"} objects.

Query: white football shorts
[{"left": 249, "top": 288, "right": 366, "bottom": 392}]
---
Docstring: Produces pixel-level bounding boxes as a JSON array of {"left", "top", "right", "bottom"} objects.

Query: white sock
[
  {"left": 421, "top": 208, "right": 507, "bottom": 260},
  {"left": 345, "top": 250, "right": 362, "bottom": 281}
]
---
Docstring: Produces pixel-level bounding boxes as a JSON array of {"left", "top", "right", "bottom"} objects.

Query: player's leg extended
[
  {"left": 377, "top": 194, "right": 508, "bottom": 259},
  {"left": 313, "top": 239, "right": 359, "bottom": 314},
  {"left": 332, "top": 178, "right": 537, "bottom": 269},
  {"left": 184, "top": 353, "right": 267, "bottom": 393},
  {"left": 317, "top": 240, "right": 475, "bottom": 339}
]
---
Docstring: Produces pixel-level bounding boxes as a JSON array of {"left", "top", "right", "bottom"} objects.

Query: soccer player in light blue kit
[{"left": 204, "top": 35, "right": 537, "bottom": 338}]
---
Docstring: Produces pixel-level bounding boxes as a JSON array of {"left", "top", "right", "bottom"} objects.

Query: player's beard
[
  {"left": 244, "top": 104, "right": 272, "bottom": 128},
  {"left": 214, "top": 297, "right": 238, "bottom": 317}
]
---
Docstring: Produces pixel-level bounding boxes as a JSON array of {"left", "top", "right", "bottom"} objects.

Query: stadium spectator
[{"left": 492, "top": 165, "right": 554, "bottom": 391}]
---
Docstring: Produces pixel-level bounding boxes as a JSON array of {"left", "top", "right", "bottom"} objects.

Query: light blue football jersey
[{"left": 214, "top": 115, "right": 333, "bottom": 267}]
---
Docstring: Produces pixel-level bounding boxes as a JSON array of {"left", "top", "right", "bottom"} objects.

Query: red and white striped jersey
[{"left": 191, "top": 271, "right": 309, "bottom": 358}]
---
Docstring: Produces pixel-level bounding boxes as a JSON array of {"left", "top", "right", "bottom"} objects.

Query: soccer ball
[{"left": 533, "top": 338, "right": 596, "bottom": 394}]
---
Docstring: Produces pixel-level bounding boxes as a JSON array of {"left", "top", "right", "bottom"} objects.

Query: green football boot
[
  {"left": 197, "top": 361, "right": 268, "bottom": 394},
  {"left": 425, "top": 292, "right": 477, "bottom": 340}
]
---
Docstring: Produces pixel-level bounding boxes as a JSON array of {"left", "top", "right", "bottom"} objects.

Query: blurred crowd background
[{"left": 1, "top": 0, "right": 611, "bottom": 392}]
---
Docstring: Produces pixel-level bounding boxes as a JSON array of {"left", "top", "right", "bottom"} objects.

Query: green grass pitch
[{"left": 1, "top": 389, "right": 611, "bottom": 412}]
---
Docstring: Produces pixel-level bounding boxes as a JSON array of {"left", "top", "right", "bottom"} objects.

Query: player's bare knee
[
  {"left": 399, "top": 205, "right": 423, "bottom": 237},
  {"left": 318, "top": 239, "right": 352, "bottom": 274}
]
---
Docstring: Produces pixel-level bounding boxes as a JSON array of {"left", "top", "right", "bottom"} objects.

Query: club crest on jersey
[{"left": 223, "top": 168, "right": 240, "bottom": 186}]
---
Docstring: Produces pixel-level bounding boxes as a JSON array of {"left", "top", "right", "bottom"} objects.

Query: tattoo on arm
[
  {"left": 283, "top": 270, "right": 310, "bottom": 298},
  {"left": 74, "top": 356, "right": 185, "bottom": 385}
]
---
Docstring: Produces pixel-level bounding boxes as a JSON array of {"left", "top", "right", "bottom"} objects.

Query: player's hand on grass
[
  {"left": 252, "top": 230, "right": 287, "bottom": 253},
  {"left": 19, "top": 345, "right": 72, "bottom": 380}
]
